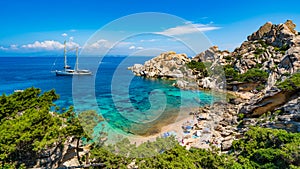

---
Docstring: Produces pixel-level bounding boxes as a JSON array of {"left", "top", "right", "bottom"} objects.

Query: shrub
[
  {"left": 224, "top": 55, "right": 232, "bottom": 61},
  {"left": 186, "top": 60, "right": 206, "bottom": 72},
  {"left": 277, "top": 73, "right": 300, "bottom": 91},
  {"left": 256, "top": 40, "right": 268, "bottom": 48},
  {"left": 254, "top": 48, "right": 265, "bottom": 55},
  {"left": 225, "top": 67, "right": 239, "bottom": 80},
  {"left": 232, "top": 127, "right": 300, "bottom": 168},
  {"left": 239, "top": 68, "right": 269, "bottom": 82}
]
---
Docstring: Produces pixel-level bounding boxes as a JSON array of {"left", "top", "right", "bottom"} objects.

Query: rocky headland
[{"left": 129, "top": 20, "right": 300, "bottom": 151}]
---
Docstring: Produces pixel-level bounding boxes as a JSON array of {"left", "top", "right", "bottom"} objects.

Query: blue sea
[{"left": 0, "top": 56, "right": 216, "bottom": 137}]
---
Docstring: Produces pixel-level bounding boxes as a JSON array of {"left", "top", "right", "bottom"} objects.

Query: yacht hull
[{"left": 55, "top": 70, "right": 92, "bottom": 76}]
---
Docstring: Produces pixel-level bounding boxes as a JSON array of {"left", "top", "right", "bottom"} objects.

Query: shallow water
[{"left": 0, "top": 56, "right": 217, "bottom": 136}]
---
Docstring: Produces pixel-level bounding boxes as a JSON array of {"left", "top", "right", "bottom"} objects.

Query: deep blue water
[{"left": 0, "top": 56, "right": 216, "bottom": 136}]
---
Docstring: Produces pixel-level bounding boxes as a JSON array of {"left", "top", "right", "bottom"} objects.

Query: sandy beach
[{"left": 127, "top": 107, "right": 200, "bottom": 145}]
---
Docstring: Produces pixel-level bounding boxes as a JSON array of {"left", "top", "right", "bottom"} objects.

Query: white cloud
[
  {"left": 129, "top": 45, "right": 144, "bottom": 50},
  {"left": 21, "top": 40, "right": 79, "bottom": 51},
  {"left": 10, "top": 44, "right": 19, "bottom": 50},
  {"left": 87, "top": 39, "right": 111, "bottom": 49},
  {"left": 0, "top": 46, "right": 8, "bottom": 51},
  {"left": 84, "top": 40, "right": 135, "bottom": 53},
  {"left": 70, "top": 29, "right": 77, "bottom": 32},
  {"left": 157, "top": 23, "right": 220, "bottom": 36},
  {"left": 129, "top": 45, "right": 136, "bottom": 50},
  {"left": 140, "top": 39, "right": 158, "bottom": 42},
  {"left": 69, "top": 36, "right": 74, "bottom": 41},
  {"left": 61, "top": 33, "right": 68, "bottom": 37}
]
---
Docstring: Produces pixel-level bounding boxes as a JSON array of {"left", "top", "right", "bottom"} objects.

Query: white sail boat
[{"left": 55, "top": 41, "right": 92, "bottom": 76}]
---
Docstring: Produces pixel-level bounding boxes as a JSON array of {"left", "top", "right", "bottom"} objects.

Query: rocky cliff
[
  {"left": 129, "top": 20, "right": 300, "bottom": 91},
  {"left": 129, "top": 20, "right": 300, "bottom": 151},
  {"left": 128, "top": 51, "right": 192, "bottom": 78}
]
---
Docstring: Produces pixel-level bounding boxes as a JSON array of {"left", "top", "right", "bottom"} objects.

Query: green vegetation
[
  {"left": 224, "top": 65, "right": 268, "bottom": 83},
  {"left": 238, "top": 68, "right": 269, "bottom": 82},
  {"left": 186, "top": 60, "right": 212, "bottom": 77},
  {"left": 89, "top": 127, "right": 300, "bottom": 169},
  {"left": 274, "top": 44, "right": 289, "bottom": 55},
  {"left": 224, "top": 65, "right": 238, "bottom": 79},
  {"left": 254, "top": 63, "right": 263, "bottom": 69},
  {"left": 254, "top": 48, "right": 266, "bottom": 56},
  {"left": 187, "top": 60, "right": 268, "bottom": 85},
  {"left": 1, "top": 88, "right": 299, "bottom": 168},
  {"left": 0, "top": 88, "right": 90, "bottom": 168},
  {"left": 224, "top": 55, "right": 233, "bottom": 61},
  {"left": 232, "top": 127, "right": 300, "bottom": 169},
  {"left": 277, "top": 73, "right": 300, "bottom": 91},
  {"left": 187, "top": 60, "right": 206, "bottom": 72},
  {"left": 256, "top": 40, "right": 269, "bottom": 48},
  {"left": 186, "top": 60, "right": 207, "bottom": 72}
]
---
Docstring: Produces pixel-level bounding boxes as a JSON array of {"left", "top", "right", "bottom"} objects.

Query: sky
[{"left": 1, "top": 0, "right": 300, "bottom": 56}]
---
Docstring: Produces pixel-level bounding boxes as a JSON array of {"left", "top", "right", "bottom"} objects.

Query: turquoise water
[{"left": 0, "top": 56, "right": 216, "bottom": 136}]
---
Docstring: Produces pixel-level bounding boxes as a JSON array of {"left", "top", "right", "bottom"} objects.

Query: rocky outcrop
[
  {"left": 263, "top": 97, "right": 300, "bottom": 133},
  {"left": 128, "top": 51, "right": 192, "bottom": 78},
  {"left": 193, "top": 101, "right": 242, "bottom": 152},
  {"left": 247, "top": 20, "right": 298, "bottom": 47},
  {"left": 193, "top": 46, "right": 230, "bottom": 65},
  {"left": 240, "top": 88, "right": 290, "bottom": 117},
  {"left": 128, "top": 20, "right": 300, "bottom": 151},
  {"left": 280, "top": 45, "right": 300, "bottom": 74}
]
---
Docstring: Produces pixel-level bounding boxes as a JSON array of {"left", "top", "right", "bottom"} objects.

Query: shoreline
[{"left": 126, "top": 107, "right": 199, "bottom": 145}]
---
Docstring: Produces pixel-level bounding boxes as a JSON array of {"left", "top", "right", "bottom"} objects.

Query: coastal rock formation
[
  {"left": 192, "top": 46, "right": 230, "bottom": 65},
  {"left": 193, "top": 101, "right": 241, "bottom": 152},
  {"left": 247, "top": 20, "right": 298, "bottom": 47},
  {"left": 239, "top": 88, "right": 289, "bottom": 117},
  {"left": 128, "top": 51, "right": 192, "bottom": 78},
  {"left": 129, "top": 20, "right": 300, "bottom": 152},
  {"left": 264, "top": 97, "right": 300, "bottom": 132}
]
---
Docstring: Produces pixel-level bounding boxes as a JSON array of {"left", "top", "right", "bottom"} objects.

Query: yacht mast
[
  {"left": 64, "top": 41, "right": 67, "bottom": 69},
  {"left": 75, "top": 47, "right": 79, "bottom": 71}
]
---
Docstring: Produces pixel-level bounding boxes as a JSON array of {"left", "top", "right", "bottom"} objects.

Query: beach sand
[{"left": 127, "top": 107, "right": 199, "bottom": 145}]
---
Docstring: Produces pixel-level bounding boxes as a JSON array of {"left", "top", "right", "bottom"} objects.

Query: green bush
[
  {"left": 225, "top": 67, "right": 239, "bottom": 79},
  {"left": 89, "top": 127, "right": 300, "bottom": 169},
  {"left": 186, "top": 60, "right": 210, "bottom": 76},
  {"left": 232, "top": 127, "right": 300, "bottom": 168},
  {"left": 277, "top": 73, "right": 300, "bottom": 91},
  {"left": 187, "top": 60, "right": 206, "bottom": 71},
  {"left": 0, "top": 88, "right": 87, "bottom": 167},
  {"left": 256, "top": 40, "right": 268, "bottom": 48},
  {"left": 254, "top": 48, "right": 266, "bottom": 56},
  {"left": 275, "top": 44, "right": 289, "bottom": 54},
  {"left": 239, "top": 68, "right": 269, "bottom": 82},
  {"left": 224, "top": 55, "right": 233, "bottom": 61}
]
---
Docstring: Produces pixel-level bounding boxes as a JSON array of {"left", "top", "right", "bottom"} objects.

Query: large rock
[
  {"left": 284, "top": 20, "right": 297, "bottom": 35},
  {"left": 247, "top": 20, "right": 297, "bottom": 47},
  {"left": 221, "top": 138, "right": 233, "bottom": 151},
  {"left": 193, "top": 46, "right": 220, "bottom": 62},
  {"left": 128, "top": 51, "right": 191, "bottom": 78},
  {"left": 263, "top": 97, "right": 300, "bottom": 132},
  {"left": 247, "top": 22, "right": 273, "bottom": 41},
  {"left": 280, "top": 46, "right": 300, "bottom": 73}
]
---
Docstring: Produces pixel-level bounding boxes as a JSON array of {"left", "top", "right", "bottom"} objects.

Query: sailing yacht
[{"left": 55, "top": 41, "right": 92, "bottom": 76}]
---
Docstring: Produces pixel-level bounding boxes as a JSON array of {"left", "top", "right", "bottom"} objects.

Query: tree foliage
[
  {"left": 89, "top": 127, "right": 300, "bottom": 169},
  {"left": 232, "top": 127, "right": 300, "bottom": 168},
  {"left": 238, "top": 68, "right": 269, "bottom": 82},
  {"left": 0, "top": 87, "right": 299, "bottom": 169},
  {"left": 0, "top": 88, "right": 85, "bottom": 168},
  {"left": 277, "top": 73, "right": 300, "bottom": 91}
]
